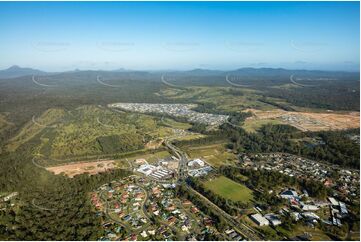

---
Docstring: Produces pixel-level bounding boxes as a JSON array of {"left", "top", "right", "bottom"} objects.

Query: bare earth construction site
[
  {"left": 46, "top": 159, "right": 117, "bottom": 178},
  {"left": 244, "top": 109, "right": 360, "bottom": 132}
]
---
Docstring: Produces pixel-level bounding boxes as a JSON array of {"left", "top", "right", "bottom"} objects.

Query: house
[
  {"left": 203, "top": 218, "right": 213, "bottom": 227},
  {"left": 191, "top": 206, "right": 199, "bottom": 213},
  {"left": 328, "top": 197, "right": 339, "bottom": 206},
  {"left": 172, "top": 209, "right": 181, "bottom": 215},
  {"left": 291, "top": 212, "right": 302, "bottom": 222},
  {"left": 3, "top": 192, "right": 18, "bottom": 202},
  {"left": 265, "top": 214, "right": 282, "bottom": 226},
  {"left": 135, "top": 158, "right": 147, "bottom": 165},
  {"left": 188, "top": 159, "right": 205, "bottom": 167},
  {"left": 250, "top": 213, "right": 269, "bottom": 226},
  {"left": 324, "top": 178, "right": 333, "bottom": 187},
  {"left": 234, "top": 235, "right": 243, "bottom": 241},
  {"left": 280, "top": 189, "right": 298, "bottom": 199},
  {"left": 301, "top": 204, "right": 320, "bottom": 211},
  {"left": 181, "top": 225, "right": 189, "bottom": 232},
  {"left": 167, "top": 216, "right": 176, "bottom": 225},
  {"left": 302, "top": 212, "right": 320, "bottom": 220},
  {"left": 339, "top": 202, "right": 348, "bottom": 215},
  {"left": 229, "top": 232, "right": 238, "bottom": 238},
  {"left": 166, "top": 205, "right": 176, "bottom": 211},
  {"left": 137, "top": 164, "right": 156, "bottom": 176},
  {"left": 182, "top": 200, "right": 192, "bottom": 206},
  {"left": 302, "top": 189, "right": 309, "bottom": 197},
  {"left": 140, "top": 231, "right": 148, "bottom": 238}
]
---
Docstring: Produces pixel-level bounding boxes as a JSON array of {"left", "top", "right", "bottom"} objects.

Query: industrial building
[{"left": 250, "top": 213, "right": 269, "bottom": 226}]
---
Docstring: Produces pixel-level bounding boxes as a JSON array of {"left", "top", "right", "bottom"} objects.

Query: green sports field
[{"left": 204, "top": 176, "right": 253, "bottom": 202}]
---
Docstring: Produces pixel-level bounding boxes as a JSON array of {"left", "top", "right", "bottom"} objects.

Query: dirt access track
[
  {"left": 46, "top": 159, "right": 116, "bottom": 178},
  {"left": 246, "top": 109, "right": 360, "bottom": 132}
]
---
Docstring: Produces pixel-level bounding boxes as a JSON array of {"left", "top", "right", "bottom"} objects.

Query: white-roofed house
[{"left": 250, "top": 213, "right": 269, "bottom": 226}]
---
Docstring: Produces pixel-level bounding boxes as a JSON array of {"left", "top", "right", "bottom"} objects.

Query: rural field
[
  {"left": 185, "top": 143, "right": 237, "bottom": 167},
  {"left": 204, "top": 176, "right": 253, "bottom": 202},
  {"left": 119, "top": 150, "right": 172, "bottom": 165}
]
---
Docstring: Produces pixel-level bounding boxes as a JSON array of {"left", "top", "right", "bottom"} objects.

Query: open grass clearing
[
  {"left": 203, "top": 176, "right": 253, "bottom": 202},
  {"left": 121, "top": 150, "right": 172, "bottom": 165},
  {"left": 242, "top": 118, "right": 282, "bottom": 132},
  {"left": 288, "top": 225, "right": 332, "bottom": 241},
  {"left": 160, "top": 86, "right": 277, "bottom": 112},
  {"left": 160, "top": 117, "right": 192, "bottom": 129},
  {"left": 186, "top": 143, "right": 237, "bottom": 167}
]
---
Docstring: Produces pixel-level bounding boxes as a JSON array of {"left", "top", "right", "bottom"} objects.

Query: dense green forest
[
  {"left": 264, "top": 83, "right": 360, "bottom": 111},
  {"left": 0, "top": 136, "right": 130, "bottom": 240}
]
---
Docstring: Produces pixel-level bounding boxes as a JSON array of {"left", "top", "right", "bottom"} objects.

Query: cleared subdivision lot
[
  {"left": 244, "top": 109, "right": 360, "bottom": 132},
  {"left": 46, "top": 159, "right": 118, "bottom": 178}
]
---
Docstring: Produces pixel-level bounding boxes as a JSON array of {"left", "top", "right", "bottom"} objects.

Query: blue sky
[{"left": 0, "top": 1, "right": 359, "bottom": 71}]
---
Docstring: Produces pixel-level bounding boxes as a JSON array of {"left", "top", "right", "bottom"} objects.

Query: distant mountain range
[
  {"left": 0, "top": 65, "right": 358, "bottom": 79},
  {"left": 0, "top": 65, "right": 47, "bottom": 79}
]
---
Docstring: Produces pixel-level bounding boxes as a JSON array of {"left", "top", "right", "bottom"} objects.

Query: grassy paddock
[
  {"left": 204, "top": 176, "right": 253, "bottom": 202},
  {"left": 186, "top": 143, "right": 237, "bottom": 167},
  {"left": 242, "top": 119, "right": 282, "bottom": 132}
]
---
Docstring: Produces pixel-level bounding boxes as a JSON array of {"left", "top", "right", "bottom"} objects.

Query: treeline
[
  {"left": 172, "top": 134, "right": 228, "bottom": 148},
  {"left": 97, "top": 133, "right": 144, "bottom": 154},
  {"left": 258, "top": 97, "right": 296, "bottom": 111},
  {"left": 191, "top": 103, "right": 226, "bottom": 115},
  {"left": 188, "top": 123, "right": 209, "bottom": 133},
  {"left": 222, "top": 123, "right": 360, "bottom": 169},
  {"left": 305, "top": 129, "right": 360, "bottom": 168},
  {"left": 227, "top": 112, "right": 252, "bottom": 125}
]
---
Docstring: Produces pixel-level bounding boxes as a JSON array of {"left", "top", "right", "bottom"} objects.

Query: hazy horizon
[
  {"left": 1, "top": 64, "right": 361, "bottom": 73},
  {"left": 0, "top": 1, "right": 359, "bottom": 72}
]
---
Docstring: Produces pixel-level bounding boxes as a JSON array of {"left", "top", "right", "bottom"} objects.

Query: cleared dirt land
[
  {"left": 46, "top": 159, "right": 116, "bottom": 178},
  {"left": 244, "top": 109, "right": 360, "bottom": 132}
]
